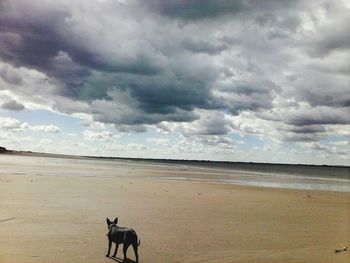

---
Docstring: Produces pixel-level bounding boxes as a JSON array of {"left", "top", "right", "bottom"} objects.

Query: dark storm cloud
[
  {"left": 289, "top": 70, "right": 350, "bottom": 109},
  {"left": 181, "top": 111, "right": 232, "bottom": 136},
  {"left": 310, "top": 29, "right": 350, "bottom": 57},
  {"left": 0, "top": 0, "right": 349, "bottom": 145},
  {"left": 183, "top": 39, "right": 228, "bottom": 55},
  {"left": 280, "top": 133, "right": 323, "bottom": 143},
  {"left": 217, "top": 79, "right": 279, "bottom": 115},
  {"left": 0, "top": 0, "right": 163, "bottom": 99},
  {"left": 141, "top": 0, "right": 245, "bottom": 19},
  {"left": 276, "top": 125, "right": 327, "bottom": 142},
  {"left": 301, "top": 88, "right": 350, "bottom": 108},
  {"left": 286, "top": 112, "right": 350, "bottom": 126},
  {"left": 0, "top": 2, "right": 90, "bottom": 96},
  {"left": 68, "top": 60, "right": 220, "bottom": 125},
  {"left": 306, "top": 4, "right": 350, "bottom": 58},
  {"left": 141, "top": 0, "right": 300, "bottom": 20},
  {"left": 125, "top": 76, "right": 218, "bottom": 114},
  {"left": 287, "top": 125, "right": 326, "bottom": 134},
  {"left": 116, "top": 125, "right": 147, "bottom": 133},
  {"left": 91, "top": 102, "right": 199, "bottom": 126},
  {"left": 219, "top": 80, "right": 276, "bottom": 96},
  {"left": 258, "top": 106, "right": 350, "bottom": 143},
  {"left": 1, "top": 100, "right": 25, "bottom": 111},
  {"left": 0, "top": 64, "right": 23, "bottom": 85}
]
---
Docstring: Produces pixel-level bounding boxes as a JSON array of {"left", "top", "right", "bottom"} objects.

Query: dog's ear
[
  {"left": 114, "top": 217, "right": 118, "bottom": 225},
  {"left": 106, "top": 218, "right": 112, "bottom": 226}
]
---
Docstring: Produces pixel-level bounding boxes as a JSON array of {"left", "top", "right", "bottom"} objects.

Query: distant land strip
[{"left": 1, "top": 145, "right": 350, "bottom": 177}]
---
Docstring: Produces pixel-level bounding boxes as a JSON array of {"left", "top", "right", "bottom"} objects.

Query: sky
[{"left": 0, "top": 0, "right": 349, "bottom": 165}]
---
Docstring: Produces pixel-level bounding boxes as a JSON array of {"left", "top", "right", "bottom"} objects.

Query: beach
[{"left": 0, "top": 155, "right": 349, "bottom": 263}]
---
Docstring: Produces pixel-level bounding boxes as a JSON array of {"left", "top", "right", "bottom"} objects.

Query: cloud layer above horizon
[{"left": 0, "top": 0, "right": 349, "bottom": 164}]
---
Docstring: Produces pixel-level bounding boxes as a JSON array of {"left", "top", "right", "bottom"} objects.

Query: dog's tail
[{"left": 138, "top": 239, "right": 141, "bottom": 246}]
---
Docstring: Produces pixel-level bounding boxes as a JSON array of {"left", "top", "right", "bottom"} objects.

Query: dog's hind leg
[
  {"left": 123, "top": 243, "right": 130, "bottom": 262},
  {"left": 112, "top": 243, "right": 119, "bottom": 257},
  {"left": 132, "top": 242, "right": 139, "bottom": 263},
  {"left": 106, "top": 240, "right": 112, "bottom": 257}
]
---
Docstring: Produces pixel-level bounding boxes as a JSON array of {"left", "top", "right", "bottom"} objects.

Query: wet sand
[{"left": 0, "top": 172, "right": 349, "bottom": 263}]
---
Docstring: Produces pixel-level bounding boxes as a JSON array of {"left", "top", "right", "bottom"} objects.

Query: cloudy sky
[{"left": 0, "top": 0, "right": 349, "bottom": 165}]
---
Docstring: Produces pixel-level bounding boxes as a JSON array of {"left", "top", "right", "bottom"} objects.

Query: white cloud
[
  {"left": 30, "top": 124, "right": 61, "bottom": 133},
  {"left": 0, "top": 117, "right": 61, "bottom": 133},
  {"left": 0, "top": 117, "right": 27, "bottom": 131},
  {"left": 83, "top": 130, "right": 119, "bottom": 142}
]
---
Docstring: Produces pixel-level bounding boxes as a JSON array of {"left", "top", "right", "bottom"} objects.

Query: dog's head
[{"left": 106, "top": 217, "right": 118, "bottom": 230}]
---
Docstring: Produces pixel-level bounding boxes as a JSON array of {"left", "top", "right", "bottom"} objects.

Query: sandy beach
[{"left": 0, "top": 160, "right": 349, "bottom": 263}]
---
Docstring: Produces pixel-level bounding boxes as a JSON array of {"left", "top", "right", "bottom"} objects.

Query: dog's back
[{"left": 108, "top": 226, "right": 138, "bottom": 245}]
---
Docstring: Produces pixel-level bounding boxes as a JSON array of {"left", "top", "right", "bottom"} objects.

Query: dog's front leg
[
  {"left": 112, "top": 243, "right": 119, "bottom": 257},
  {"left": 106, "top": 240, "right": 112, "bottom": 257}
]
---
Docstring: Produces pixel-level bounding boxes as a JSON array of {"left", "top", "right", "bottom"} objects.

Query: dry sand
[{"left": 0, "top": 172, "right": 349, "bottom": 263}]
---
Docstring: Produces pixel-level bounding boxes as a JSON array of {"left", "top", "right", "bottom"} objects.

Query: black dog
[{"left": 106, "top": 217, "right": 140, "bottom": 262}]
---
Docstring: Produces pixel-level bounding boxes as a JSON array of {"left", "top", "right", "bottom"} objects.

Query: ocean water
[{"left": 0, "top": 154, "right": 349, "bottom": 192}]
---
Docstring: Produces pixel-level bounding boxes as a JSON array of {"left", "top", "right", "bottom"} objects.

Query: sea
[{"left": 0, "top": 153, "right": 349, "bottom": 192}]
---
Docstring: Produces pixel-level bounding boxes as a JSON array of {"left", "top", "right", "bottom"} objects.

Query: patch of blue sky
[
  {"left": 320, "top": 135, "right": 348, "bottom": 144},
  {"left": 0, "top": 109, "right": 85, "bottom": 134},
  {"left": 237, "top": 134, "right": 265, "bottom": 149},
  {"left": 226, "top": 132, "right": 245, "bottom": 143}
]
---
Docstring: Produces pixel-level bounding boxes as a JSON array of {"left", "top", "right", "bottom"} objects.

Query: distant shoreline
[
  {"left": 1, "top": 147, "right": 349, "bottom": 172},
  {"left": 1, "top": 146, "right": 350, "bottom": 191}
]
